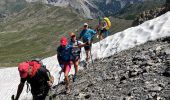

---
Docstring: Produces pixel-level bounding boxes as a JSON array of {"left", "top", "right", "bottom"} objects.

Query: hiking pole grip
[
  {"left": 89, "top": 44, "right": 95, "bottom": 74},
  {"left": 11, "top": 95, "right": 15, "bottom": 100}
]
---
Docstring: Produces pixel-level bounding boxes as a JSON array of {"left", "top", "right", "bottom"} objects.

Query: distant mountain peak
[{"left": 24, "top": 0, "right": 163, "bottom": 18}]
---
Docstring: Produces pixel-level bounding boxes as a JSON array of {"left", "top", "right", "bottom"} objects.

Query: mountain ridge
[{"left": 25, "top": 0, "right": 163, "bottom": 18}]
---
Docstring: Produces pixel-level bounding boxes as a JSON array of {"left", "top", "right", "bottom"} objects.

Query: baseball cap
[
  {"left": 60, "top": 37, "right": 68, "bottom": 46},
  {"left": 18, "top": 62, "right": 29, "bottom": 78},
  {"left": 84, "top": 23, "right": 88, "bottom": 26}
]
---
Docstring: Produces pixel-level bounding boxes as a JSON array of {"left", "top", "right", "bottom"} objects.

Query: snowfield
[{"left": 0, "top": 12, "right": 170, "bottom": 100}]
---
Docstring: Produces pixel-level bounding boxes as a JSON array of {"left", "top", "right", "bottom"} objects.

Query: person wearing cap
[
  {"left": 69, "top": 32, "right": 83, "bottom": 82},
  {"left": 57, "top": 37, "right": 74, "bottom": 94},
  {"left": 14, "top": 61, "right": 54, "bottom": 100},
  {"left": 79, "top": 23, "right": 96, "bottom": 64}
]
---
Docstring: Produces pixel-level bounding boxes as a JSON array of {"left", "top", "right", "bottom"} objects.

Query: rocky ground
[{"left": 51, "top": 37, "right": 170, "bottom": 100}]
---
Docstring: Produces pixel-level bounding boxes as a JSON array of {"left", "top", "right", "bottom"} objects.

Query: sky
[{"left": 0, "top": 11, "right": 170, "bottom": 100}]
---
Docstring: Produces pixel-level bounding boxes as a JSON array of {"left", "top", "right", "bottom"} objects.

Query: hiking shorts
[
  {"left": 72, "top": 55, "right": 80, "bottom": 61},
  {"left": 63, "top": 61, "right": 72, "bottom": 74},
  {"left": 84, "top": 42, "right": 92, "bottom": 51}
]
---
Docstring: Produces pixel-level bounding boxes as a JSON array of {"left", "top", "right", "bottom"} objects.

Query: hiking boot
[
  {"left": 73, "top": 74, "right": 77, "bottom": 82},
  {"left": 66, "top": 86, "right": 71, "bottom": 94},
  {"left": 85, "top": 61, "right": 89, "bottom": 68}
]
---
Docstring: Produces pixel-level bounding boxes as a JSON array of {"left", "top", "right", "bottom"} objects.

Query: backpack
[
  {"left": 25, "top": 60, "right": 51, "bottom": 94},
  {"left": 81, "top": 29, "right": 96, "bottom": 42},
  {"left": 57, "top": 45, "right": 72, "bottom": 62},
  {"left": 70, "top": 40, "right": 81, "bottom": 59},
  {"left": 103, "top": 17, "right": 111, "bottom": 30}
]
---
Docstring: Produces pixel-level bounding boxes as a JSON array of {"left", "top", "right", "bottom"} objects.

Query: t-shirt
[{"left": 80, "top": 29, "right": 96, "bottom": 42}]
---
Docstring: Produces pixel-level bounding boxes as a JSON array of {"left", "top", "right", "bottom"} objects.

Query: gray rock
[{"left": 51, "top": 37, "right": 170, "bottom": 100}]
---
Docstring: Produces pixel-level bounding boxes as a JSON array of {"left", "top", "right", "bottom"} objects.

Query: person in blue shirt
[
  {"left": 57, "top": 36, "right": 83, "bottom": 94},
  {"left": 79, "top": 23, "right": 96, "bottom": 63},
  {"left": 57, "top": 37, "right": 73, "bottom": 94}
]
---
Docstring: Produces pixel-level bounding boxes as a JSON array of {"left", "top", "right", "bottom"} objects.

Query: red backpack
[{"left": 28, "top": 60, "right": 41, "bottom": 78}]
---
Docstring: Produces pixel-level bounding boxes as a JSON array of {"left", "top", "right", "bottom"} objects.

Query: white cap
[{"left": 84, "top": 23, "right": 88, "bottom": 26}]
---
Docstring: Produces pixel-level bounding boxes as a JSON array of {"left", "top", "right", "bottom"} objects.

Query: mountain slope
[
  {"left": 0, "top": 3, "right": 132, "bottom": 67},
  {"left": 116, "top": 0, "right": 166, "bottom": 20},
  {"left": 54, "top": 37, "right": 170, "bottom": 100},
  {"left": 0, "top": 12, "right": 170, "bottom": 100},
  {"left": 0, "top": 0, "right": 28, "bottom": 20},
  {"left": 0, "top": 3, "right": 84, "bottom": 66}
]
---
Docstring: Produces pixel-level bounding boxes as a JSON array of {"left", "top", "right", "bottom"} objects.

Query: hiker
[
  {"left": 69, "top": 32, "right": 83, "bottom": 82},
  {"left": 57, "top": 37, "right": 74, "bottom": 94},
  {"left": 98, "top": 17, "right": 111, "bottom": 40},
  {"left": 13, "top": 60, "right": 54, "bottom": 100},
  {"left": 57, "top": 36, "right": 84, "bottom": 93},
  {"left": 79, "top": 23, "right": 96, "bottom": 64}
]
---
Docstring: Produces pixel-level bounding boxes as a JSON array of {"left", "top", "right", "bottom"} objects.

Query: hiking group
[{"left": 13, "top": 17, "right": 111, "bottom": 100}]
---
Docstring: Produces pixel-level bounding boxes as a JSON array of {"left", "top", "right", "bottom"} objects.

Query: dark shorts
[
  {"left": 101, "top": 28, "right": 109, "bottom": 37},
  {"left": 84, "top": 43, "right": 92, "bottom": 51},
  {"left": 72, "top": 55, "right": 80, "bottom": 61},
  {"left": 100, "top": 28, "right": 107, "bottom": 34}
]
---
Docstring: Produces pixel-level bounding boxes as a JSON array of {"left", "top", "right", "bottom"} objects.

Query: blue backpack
[{"left": 57, "top": 45, "right": 72, "bottom": 62}]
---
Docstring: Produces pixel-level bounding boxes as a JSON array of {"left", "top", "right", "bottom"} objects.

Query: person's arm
[
  {"left": 15, "top": 79, "right": 26, "bottom": 100},
  {"left": 57, "top": 46, "right": 63, "bottom": 65},
  {"left": 47, "top": 74, "right": 54, "bottom": 87},
  {"left": 77, "top": 42, "right": 87, "bottom": 48}
]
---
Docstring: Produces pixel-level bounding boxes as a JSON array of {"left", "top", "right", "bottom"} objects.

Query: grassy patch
[{"left": 0, "top": 3, "right": 132, "bottom": 67}]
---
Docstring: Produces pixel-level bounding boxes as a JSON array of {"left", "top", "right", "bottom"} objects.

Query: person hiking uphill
[
  {"left": 13, "top": 60, "right": 54, "bottom": 100},
  {"left": 79, "top": 23, "right": 96, "bottom": 64},
  {"left": 69, "top": 32, "right": 83, "bottom": 82},
  {"left": 97, "top": 17, "right": 111, "bottom": 40},
  {"left": 57, "top": 37, "right": 75, "bottom": 94},
  {"left": 57, "top": 36, "right": 84, "bottom": 94}
]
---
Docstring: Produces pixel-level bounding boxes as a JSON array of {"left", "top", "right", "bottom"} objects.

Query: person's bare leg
[
  {"left": 73, "top": 59, "right": 79, "bottom": 82},
  {"left": 86, "top": 50, "right": 90, "bottom": 62},
  {"left": 64, "top": 69, "right": 69, "bottom": 89},
  {"left": 74, "top": 60, "right": 79, "bottom": 75},
  {"left": 64, "top": 64, "right": 71, "bottom": 94}
]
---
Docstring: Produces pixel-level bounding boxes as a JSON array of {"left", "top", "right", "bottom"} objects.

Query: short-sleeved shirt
[{"left": 80, "top": 29, "right": 96, "bottom": 42}]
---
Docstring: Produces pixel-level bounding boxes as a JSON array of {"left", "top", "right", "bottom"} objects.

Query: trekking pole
[
  {"left": 97, "top": 16, "right": 102, "bottom": 52},
  {"left": 89, "top": 44, "right": 95, "bottom": 74},
  {"left": 11, "top": 95, "right": 14, "bottom": 100},
  {"left": 99, "top": 37, "right": 102, "bottom": 52}
]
